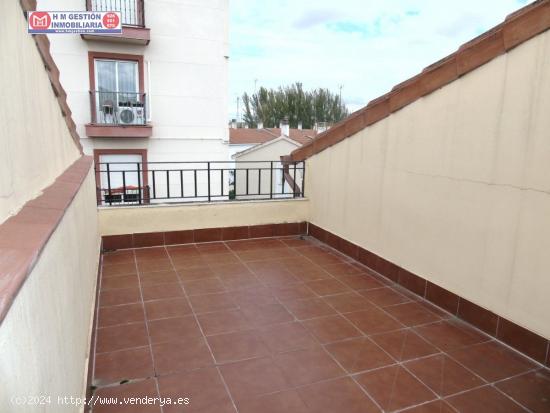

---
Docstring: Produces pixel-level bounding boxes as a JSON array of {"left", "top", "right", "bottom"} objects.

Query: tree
[{"left": 241, "top": 83, "right": 349, "bottom": 129}]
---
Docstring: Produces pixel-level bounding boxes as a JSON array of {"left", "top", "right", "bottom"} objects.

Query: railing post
[
  {"left": 207, "top": 162, "right": 211, "bottom": 202},
  {"left": 106, "top": 163, "right": 112, "bottom": 206},
  {"left": 270, "top": 161, "right": 273, "bottom": 199},
  {"left": 293, "top": 162, "right": 297, "bottom": 198},
  {"left": 301, "top": 161, "right": 305, "bottom": 197},
  {"left": 137, "top": 162, "right": 142, "bottom": 205}
]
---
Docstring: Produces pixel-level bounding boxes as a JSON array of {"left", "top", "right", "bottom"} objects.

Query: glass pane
[
  {"left": 95, "top": 60, "right": 117, "bottom": 117},
  {"left": 118, "top": 61, "right": 138, "bottom": 105}
]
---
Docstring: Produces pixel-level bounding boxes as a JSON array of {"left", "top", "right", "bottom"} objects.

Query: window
[{"left": 88, "top": 52, "right": 145, "bottom": 126}]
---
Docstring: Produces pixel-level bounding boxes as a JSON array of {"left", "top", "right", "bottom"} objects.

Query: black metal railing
[
  {"left": 95, "top": 161, "right": 306, "bottom": 206},
  {"left": 87, "top": 0, "right": 145, "bottom": 27},
  {"left": 90, "top": 91, "right": 147, "bottom": 125}
]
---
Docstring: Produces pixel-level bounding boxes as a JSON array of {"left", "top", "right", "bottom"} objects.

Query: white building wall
[{"left": 37, "top": 0, "right": 230, "bottom": 163}]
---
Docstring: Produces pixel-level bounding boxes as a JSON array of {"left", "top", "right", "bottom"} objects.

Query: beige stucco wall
[
  {"left": 305, "top": 30, "right": 550, "bottom": 339},
  {"left": 0, "top": 0, "right": 81, "bottom": 224},
  {"left": 99, "top": 198, "right": 309, "bottom": 235},
  {"left": 0, "top": 169, "right": 100, "bottom": 413}
]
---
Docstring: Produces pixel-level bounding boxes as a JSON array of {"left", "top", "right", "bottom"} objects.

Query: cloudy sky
[{"left": 228, "top": 0, "right": 529, "bottom": 119}]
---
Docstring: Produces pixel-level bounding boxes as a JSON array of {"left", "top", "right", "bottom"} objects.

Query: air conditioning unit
[{"left": 118, "top": 104, "right": 145, "bottom": 125}]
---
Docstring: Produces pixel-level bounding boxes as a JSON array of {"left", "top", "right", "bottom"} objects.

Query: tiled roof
[
  {"left": 230, "top": 128, "right": 316, "bottom": 145},
  {"left": 291, "top": 0, "right": 550, "bottom": 161}
]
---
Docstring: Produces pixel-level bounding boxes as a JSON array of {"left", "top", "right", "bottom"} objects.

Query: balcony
[
  {"left": 82, "top": 0, "right": 150, "bottom": 45},
  {"left": 86, "top": 91, "right": 153, "bottom": 138}
]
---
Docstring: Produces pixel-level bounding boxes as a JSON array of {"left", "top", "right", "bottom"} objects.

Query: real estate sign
[{"left": 28, "top": 11, "right": 122, "bottom": 34}]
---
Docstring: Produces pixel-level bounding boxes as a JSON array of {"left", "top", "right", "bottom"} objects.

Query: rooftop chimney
[
  {"left": 298, "top": 121, "right": 303, "bottom": 130},
  {"left": 280, "top": 117, "right": 290, "bottom": 137},
  {"left": 257, "top": 121, "right": 264, "bottom": 129},
  {"left": 315, "top": 121, "right": 328, "bottom": 134},
  {"left": 231, "top": 119, "right": 237, "bottom": 129}
]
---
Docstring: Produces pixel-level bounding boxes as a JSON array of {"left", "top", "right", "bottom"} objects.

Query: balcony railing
[
  {"left": 95, "top": 161, "right": 306, "bottom": 206},
  {"left": 90, "top": 91, "right": 147, "bottom": 126},
  {"left": 87, "top": 0, "right": 145, "bottom": 27}
]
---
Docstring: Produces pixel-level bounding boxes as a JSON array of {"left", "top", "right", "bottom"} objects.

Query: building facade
[{"left": 37, "top": 0, "right": 230, "bottom": 203}]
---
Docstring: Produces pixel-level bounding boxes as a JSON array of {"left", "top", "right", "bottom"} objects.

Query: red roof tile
[{"left": 230, "top": 128, "right": 316, "bottom": 145}]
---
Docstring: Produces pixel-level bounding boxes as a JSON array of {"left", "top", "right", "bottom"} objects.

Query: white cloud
[{"left": 229, "top": 0, "right": 530, "bottom": 118}]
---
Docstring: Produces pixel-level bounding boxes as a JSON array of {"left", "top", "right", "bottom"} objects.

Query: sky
[{"left": 228, "top": 0, "right": 529, "bottom": 120}]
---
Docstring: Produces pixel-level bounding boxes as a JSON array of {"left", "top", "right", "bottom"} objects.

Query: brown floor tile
[
  {"left": 144, "top": 298, "right": 192, "bottom": 320},
  {"left": 141, "top": 283, "right": 185, "bottom": 301},
  {"left": 237, "top": 389, "right": 310, "bottom": 413},
  {"left": 171, "top": 255, "right": 209, "bottom": 270},
  {"left": 207, "top": 329, "right": 270, "bottom": 363},
  {"left": 197, "top": 309, "right": 252, "bottom": 336},
  {"left": 359, "top": 287, "right": 411, "bottom": 307},
  {"left": 355, "top": 365, "right": 437, "bottom": 411},
  {"left": 445, "top": 385, "right": 526, "bottom": 413},
  {"left": 210, "top": 262, "right": 251, "bottom": 277},
  {"left": 400, "top": 400, "right": 456, "bottom": 413},
  {"left": 139, "top": 270, "right": 179, "bottom": 286},
  {"left": 414, "top": 319, "right": 488, "bottom": 352},
  {"left": 270, "top": 284, "right": 317, "bottom": 302},
  {"left": 240, "top": 302, "right": 294, "bottom": 327},
  {"left": 102, "top": 250, "right": 135, "bottom": 266},
  {"left": 206, "top": 254, "right": 243, "bottom": 266},
  {"left": 102, "top": 262, "right": 137, "bottom": 277},
  {"left": 148, "top": 315, "right": 202, "bottom": 344},
  {"left": 405, "top": 354, "right": 485, "bottom": 396},
  {"left": 305, "top": 278, "right": 352, "bottom": 296},
  {"left": 323, "top": 292, "right": 376, "bottom": 313},
  {"left": 137, "top": 258, "right": 174, "bottom": 273},
  {"left": 158, "top": 367, "right": 231, "bottom": 412},
  {"left": 188, "top": 292, "right": 237, "bottom": 314},
  {"left": 98, "top": 303, "right": 145, "bottom": 327},
  {"left": 302, "top": 314, "right": 362, "bottom": 343},
  {"left": 258, "top": 322, "right": 318, "bottom": 353},
  {"left": 220, "top": 273, "right": 262, "bottom": 290},
  {"left": 448, "top": 341, "right": 537, "bottom": 382},
  {"left": 152, "top": 337, "right": 214, "bottom": 376},
  {"left": 219, "top": 357, "right": 291, "bottom": 401},
  {"left": 297, "top": 377, "right": 380, "bottom": 413},
  {"left": 93, "top": 379, "right": 160, "bottom": 413},
  {"left": 189, "top": 400, "right": 237, "bottom": 413},
  {"left": 384, "top": 302, "right": 442, "bottom": 327},
  {"left": 255, "top": 269, "right": 302, "bottom": 286},
  {"left": 96, "top": 322, "right": 149, "bottom": 353},
  {"left": 324, "top": 262, "right": 365, "bottom": 277},
  {"left": 182, "top": 277, "right": 226, "bottom": 296},
  {"left": 100, "top": 287, "right": 141, "bottom": 307},
  {"left": 135, "top": 247, "right": 169, "bottom": 261},
  {"left": 370, "top": 329, "right": 439, "bottom": 362},
  {"left": 325, "top": 337, "right": 394, "bottom": 373},
  {"left": 94, "top": 347, "right": 154, "bottom": 385},
  {"left": 290, "top": 267, "right": 332, "bottom": 282},
  {"left": 196, "top": 242, "right": 231, "bottom": 254},
  {"left": 176, "top": 267, "right": 215, "bottom": 282},
  {"left": 496, "top": 370, "right": 550, "bottom": 413},
  {"left": 340, "top": 274, "right": 384, "bottom": 291},
  {"left": 275, "top": 346, "right": 345, "bottom": 386},
  {"left": 285, "top": 297, "right": 337, "bottom": 320},
  {"left": 167, "top": 244, "right": 199, "bottom": 257},
  {"left": 345, "top": 308, "right": 404, "bottom": 335},
  {"left": 101, "top": 274, "right": 140, "bottom": 291},
  {"left": 230, "top": 286, "right": 278, "bottom": 306}
]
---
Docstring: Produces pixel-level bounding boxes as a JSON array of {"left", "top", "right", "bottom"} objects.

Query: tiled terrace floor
[{"left": 92, "top": 236, "right": 549, "bottom": 413}]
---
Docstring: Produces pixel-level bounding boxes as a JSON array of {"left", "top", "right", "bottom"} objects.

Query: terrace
[
  {"left": 93, "top": 237, "right": 546, "bottom": 413},
  {"left": 1, "top": 1, "right": 550, "bottom": 413}
]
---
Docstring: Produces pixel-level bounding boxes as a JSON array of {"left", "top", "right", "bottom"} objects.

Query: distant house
[
  {"left": 230, "top": 120, "right": 312, "bottom": 199},
  {"left": 228, "top": 120, "right": 316, "bottom": 159}
]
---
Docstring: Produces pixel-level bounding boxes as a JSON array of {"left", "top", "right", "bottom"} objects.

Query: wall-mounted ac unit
[{"left": 119, "top": 105, "right": 145, "bottom": 125}]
